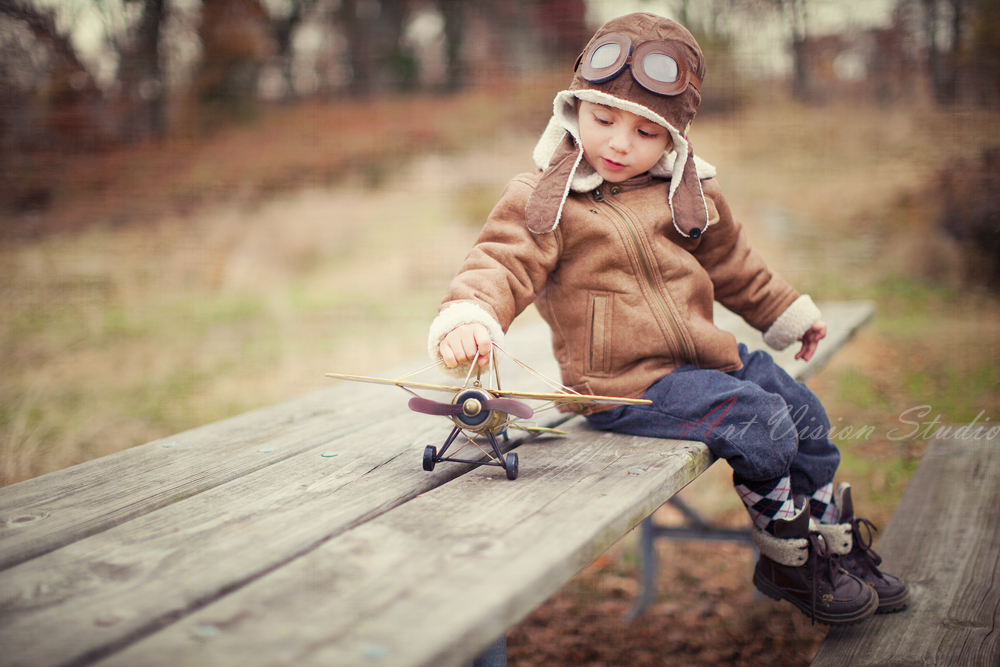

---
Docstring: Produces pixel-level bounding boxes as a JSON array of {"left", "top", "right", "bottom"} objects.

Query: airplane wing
[
  {"left": 325, "top": 374, "right": 652, "bottom": 406},
  {"left": 324, "top": 373, "right": 464, "bottom": 393},
  {"left": 490, "top": 388, "right": 652, "bottom": 406}
]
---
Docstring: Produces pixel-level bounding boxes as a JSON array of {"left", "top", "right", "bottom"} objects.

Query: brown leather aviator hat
[{"left": 527, "top": 13, "right": 713, "bottom": 238}]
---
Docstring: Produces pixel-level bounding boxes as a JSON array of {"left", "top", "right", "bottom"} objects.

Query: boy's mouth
[{"left": 601, "top": 158, "right": 626, "bottom": 171}]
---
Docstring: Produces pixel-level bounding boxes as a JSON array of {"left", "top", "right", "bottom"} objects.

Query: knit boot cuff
[{"left": 752, "top": 525, "right": 809, "bottom": 567}]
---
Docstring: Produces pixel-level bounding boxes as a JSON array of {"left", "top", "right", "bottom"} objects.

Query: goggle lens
[
  {"left": 642, "top": 52, "right": 679, "bottom": 84},
  {"left": 590, "top": 43, "right": 623, "bottom": 70},
  {"left": 579, "top": 33, "right": 700, "bottom": 96}
]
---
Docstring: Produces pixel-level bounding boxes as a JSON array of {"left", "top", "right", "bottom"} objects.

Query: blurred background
[{"left": 1, "top": 0, "right": 998, "bottom": 662}]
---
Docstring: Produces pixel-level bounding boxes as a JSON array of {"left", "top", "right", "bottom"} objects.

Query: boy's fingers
[
  {"left": 440, "top": 343, "right": 458, "bottom": 368},
  {"left": 473, "top": 326, "right": 493, "bottom": 365},
  {"left": 439, "top": 324, "right": 493, "bottom": 368},
  {"left": 460, "top": 335, "right": 481, "bottom": 365}
]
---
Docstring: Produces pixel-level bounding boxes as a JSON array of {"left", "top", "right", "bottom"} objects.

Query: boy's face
[{"left": 577, "top": 100, "right": 672, "bottom": 184}]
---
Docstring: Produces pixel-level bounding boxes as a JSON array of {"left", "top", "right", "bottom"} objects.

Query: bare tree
[
  {"left": 768, "top": 0, "right": 811, "bottom": 99},
  {"left": 270, "top": 0, "right": 321, "bottom": 100},
  {"left": 196, "top": 0, "right": 276, "bottom": 118},
  {"left": 908, "top": 0, "right": 999, "bottom": 107},
  {"left": 116, "top": 0, "right": 168, "bottom": 140},
  {"left": 0, "top": 0, "right": 99, "bottom": 150},
  {"left": 335, "top": 0, "right": 415, "bottom": 97}
]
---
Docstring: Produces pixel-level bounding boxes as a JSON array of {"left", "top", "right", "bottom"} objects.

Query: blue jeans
[{"left": 586, "top": 345, "right": 839, "bottom": 495}]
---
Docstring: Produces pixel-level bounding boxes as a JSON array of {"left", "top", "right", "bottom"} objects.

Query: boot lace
[
  {"left": 849, "top": 516, "right": 885, "bottom": 578},
  {"left": 806, "top": 531, "right": 841, "bottom": 624}
]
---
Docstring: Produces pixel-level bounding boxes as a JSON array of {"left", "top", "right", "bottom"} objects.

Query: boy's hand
[
  {"left": 440, "top": 323, "right": 492, "bottom": 368},
  {"left": 795, "top": 321, "right": 827, "bottom": 362}
]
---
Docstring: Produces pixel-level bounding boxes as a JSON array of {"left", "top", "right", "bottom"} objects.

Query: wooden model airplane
[{"left": 326, "top": 342, "right": 651, "bottom": 480}]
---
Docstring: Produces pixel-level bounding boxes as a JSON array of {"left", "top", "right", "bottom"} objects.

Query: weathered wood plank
[
  {"left": 0, "top": 323, "right": 563, "bottom": 572},
  {"left": 0, "top": 301, "right": 874, "bottom": 667},
  {"left": 0, "top": 330, "right": 565, "bottom": 667},
  {"left": 810, "top": 433, "right": 1000, "bottom": 666},
  {"left": 93, "top": 423, "right": 715, "bottom": 667},
  {"left": 0, "top": 386, "right": 385, "bottom": 571},
  {"left": 79, "top": 302, "right": 872, "bottom": 667}
]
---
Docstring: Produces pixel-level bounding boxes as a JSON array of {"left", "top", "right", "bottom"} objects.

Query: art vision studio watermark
[
  {"left": 680, "top": 399, "right": 998, "bottom": 443},
  {"left": 886, "top": 406, "right": 998, "bottom": 442}
]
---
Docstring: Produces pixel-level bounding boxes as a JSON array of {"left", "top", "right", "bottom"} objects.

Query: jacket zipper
[{"left": 593, "top": 187, "right": 694, "bottom": 363}]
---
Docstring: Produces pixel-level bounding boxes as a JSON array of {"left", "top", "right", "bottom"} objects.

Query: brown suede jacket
[{"left": 433, "top": 170, "right": 805, "bottom": 413}]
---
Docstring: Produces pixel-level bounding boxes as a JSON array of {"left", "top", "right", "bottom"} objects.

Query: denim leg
[
  {"left": 587, "top": 363, "right": 799, "bottom": 483},
  {"left": 730, "top": 347, "right": 840, "bottom": 496},
  {"left": 587, "top": 345, "right": 840, "bottom": 493}
]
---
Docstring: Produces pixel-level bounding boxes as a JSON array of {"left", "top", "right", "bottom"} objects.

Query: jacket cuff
[
  {"left": 762, "top": 295, "right": 822, "bottom": 351},
  {"left": 427, "top": 301, "right": 506, "bottom": 376}
]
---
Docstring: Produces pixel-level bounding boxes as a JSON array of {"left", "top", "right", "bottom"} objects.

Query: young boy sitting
[{"left": 427, "top": 12, "right": 906, "bottom": 625}]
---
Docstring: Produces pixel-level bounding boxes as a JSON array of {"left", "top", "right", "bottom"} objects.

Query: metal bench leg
[
  {"left": 469, "top": 635, "right": 506, "bottom": 667},
  {"left": 625, "top": 515, "right": 658, "bottom": 620},
  {"left": 627, "top": 498, "right": 755, "bottom": 620}
]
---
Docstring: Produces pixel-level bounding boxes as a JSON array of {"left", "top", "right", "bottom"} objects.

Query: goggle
[{"left": 578, "top": 33, "right": 702, "bottom": 97}]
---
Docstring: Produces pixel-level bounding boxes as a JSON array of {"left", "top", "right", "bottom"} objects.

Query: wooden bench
[
  {"left": 0, "top": 301, "right": 873, "bottom": 667},
  {"left": 810, "top": 432, "right": 1000, "bottom": 666}
]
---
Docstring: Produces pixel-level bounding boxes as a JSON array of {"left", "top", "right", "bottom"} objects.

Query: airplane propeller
[{"left": 408, "top": 396, "right": 533, "bottom": 421}]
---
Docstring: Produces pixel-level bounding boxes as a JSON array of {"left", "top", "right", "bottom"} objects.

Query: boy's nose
[{"left": 608, "top": 130, "right": 630, "bottom": 153}]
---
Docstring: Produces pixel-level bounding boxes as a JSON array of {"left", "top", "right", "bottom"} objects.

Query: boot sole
[
  {"left": 753, "top": 570, "right": 879, "bottom": 626},
  {"left": 875, "top": 588, "right": 910, "bottom": 614}
]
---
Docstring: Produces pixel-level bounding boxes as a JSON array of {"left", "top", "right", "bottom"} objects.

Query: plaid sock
[
  {"left": 809, "top": 482, "right": 841, "bottom": 524},
  {"left": 734, "top": 474, "right": 797, "bottom": 534}
]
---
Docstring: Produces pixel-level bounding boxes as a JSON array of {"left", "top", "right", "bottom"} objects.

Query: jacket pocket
[{"left": 586, "top": 291, "right": 613, "bottom": 375}]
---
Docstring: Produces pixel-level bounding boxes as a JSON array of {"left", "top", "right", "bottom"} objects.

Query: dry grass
[{"left": 2, "top": 84, "right": 998, "bottom": 509}]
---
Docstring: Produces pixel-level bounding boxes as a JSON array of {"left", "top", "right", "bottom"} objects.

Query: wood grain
[
  {"left": 810, "top": 433, "right": 1000, "bottom": 666},
  {"left": 0, "top": 302, "right": 876, "bottom": 667},
  {"left": 94, "top": 423, "right": 715, "bottom": 667},
  {"left": 0, "top": 330, "right": 565, "bottom": 667},
  {"left": 0, "top": 325, "right": 564, "bottom": 572}
]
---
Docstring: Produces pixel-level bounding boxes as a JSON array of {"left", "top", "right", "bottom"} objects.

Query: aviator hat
[{"left": 527, "top": 13, "right": 714, "bottom": 237}]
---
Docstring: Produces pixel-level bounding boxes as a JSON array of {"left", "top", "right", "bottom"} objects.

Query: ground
[
  {"left": 505, "top": 470, "right": 829, "bottom": 666},
  {"left": 2, "top": 83, "right": 997, "bottom": 666}
]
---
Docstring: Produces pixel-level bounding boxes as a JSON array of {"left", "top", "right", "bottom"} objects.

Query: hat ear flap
[
  {"left": 526, "top": 132, "right": 584, "bottom": 234},
  {"left": 669, "top": 139, "right": 711, "bottom": 238}
]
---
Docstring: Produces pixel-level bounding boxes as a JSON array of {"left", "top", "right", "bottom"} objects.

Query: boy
[{"left": 428, "top": 12, "right": 906, "bottom": 625}]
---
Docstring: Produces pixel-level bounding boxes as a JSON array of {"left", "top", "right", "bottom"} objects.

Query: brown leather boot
[
  {"left": 813, "top": 482, "right": 909, "bottom": 614},
  {"left": 752, "top": 501, "right": 879, "bottom": 625}
]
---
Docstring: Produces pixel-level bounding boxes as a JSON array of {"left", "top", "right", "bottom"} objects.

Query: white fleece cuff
[
  {"left": 763, "top": 295, "right": 822, "bottom": 351},
  {"left": 811, "top": 519, "right": 853, "bottom": 555},
  {"left": 752, "top": 525, "right": 809, "bottom": 567},
  {"left": 427, "top": 302, "right": 506, "bottom": 377}
]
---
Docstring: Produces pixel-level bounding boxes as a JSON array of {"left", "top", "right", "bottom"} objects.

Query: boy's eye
[
  {"left": 592, "top": 113, "right": 612, "bottom": 125},
  {"left": 638, "top": 129, "right": 659, "bottom": 139}
]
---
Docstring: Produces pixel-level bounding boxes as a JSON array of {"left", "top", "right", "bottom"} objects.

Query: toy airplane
[{"left": 326, "top": 342, "right": 651, "bottom": 480}]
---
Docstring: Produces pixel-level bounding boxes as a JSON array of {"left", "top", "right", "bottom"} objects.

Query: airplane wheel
[
  {"left": 423, "top": 446, "right": 437, "bottom": 472},
  {"left": 505, "top": 452, "right": 519, "bottom": 480}
]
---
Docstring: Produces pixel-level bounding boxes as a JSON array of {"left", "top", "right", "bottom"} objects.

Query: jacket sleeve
[
  {"left": 428, "top": 176, "right": 561, "bottom": 372},
  {"left": 694, "top": 178, "right": 821, "bottom": 351}
]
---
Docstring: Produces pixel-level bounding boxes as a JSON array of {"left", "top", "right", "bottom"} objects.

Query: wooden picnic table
[{"left": 0, "top": 301, "right": 875, "bottom": 667}]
